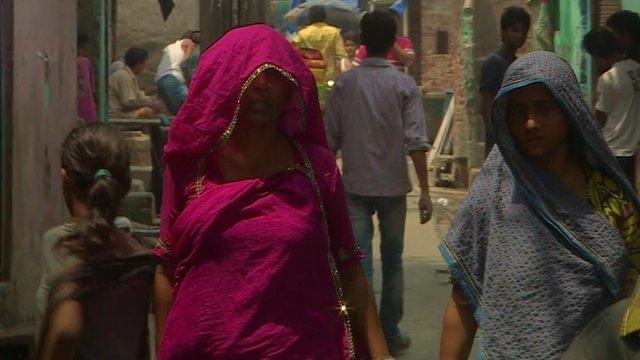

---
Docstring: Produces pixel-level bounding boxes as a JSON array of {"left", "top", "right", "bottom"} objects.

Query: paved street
[{"left": 368, "top": 188, "right": 473, "bottom": 359}]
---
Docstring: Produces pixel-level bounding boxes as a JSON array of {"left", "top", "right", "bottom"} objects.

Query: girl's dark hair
[{"left": 58, "top": 123, "right": 131, "bottom": 260}]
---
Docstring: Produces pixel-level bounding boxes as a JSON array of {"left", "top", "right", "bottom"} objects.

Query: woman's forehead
[{"left": 508, "top": 83, "right": 554, "bottom": 102}]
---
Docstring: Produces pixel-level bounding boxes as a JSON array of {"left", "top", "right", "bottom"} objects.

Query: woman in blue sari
[{"left": 439, "top": 51, "right": 640, "bottom": 359}]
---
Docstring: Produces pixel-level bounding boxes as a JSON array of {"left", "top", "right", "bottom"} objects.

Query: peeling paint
[{"left": 36, "top": 51, "right": 51, "bottom": 110}]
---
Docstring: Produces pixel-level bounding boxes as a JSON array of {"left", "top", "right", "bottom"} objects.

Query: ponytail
[{"left": 58, "top": 123, "right": 131, "bottom": 262}]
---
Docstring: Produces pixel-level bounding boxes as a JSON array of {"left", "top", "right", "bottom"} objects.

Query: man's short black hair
[
  {"left": 500, "top": 6, "right": 531, "bottom": 32},
  {"left": 361, "top": 10, "right": 396, "bottom": 55},
  {"left": 607, "top": 10, "right": 640, "bottom": 37},
  {"left": 309, "top": 6, "right": 327, "bottom": 24},
  {"left": 124, "top": 47, "right": 149, "bottom": 68},
  {"left": 583, "top": 27, "right": 619, "bottom": 58}
]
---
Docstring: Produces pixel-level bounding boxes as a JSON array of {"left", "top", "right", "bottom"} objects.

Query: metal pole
[{"left": 99, "top": 0, "right": 107, "bottom": 122}]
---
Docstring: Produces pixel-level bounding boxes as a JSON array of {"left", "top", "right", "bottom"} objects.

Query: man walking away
[
  {"left": 325, "top": 10, "right": 433, "bottom": 357},
  {"left": 292, "top": 6, "right": 346, "bottom": 82},
  {"left": 584, "top": 27, "right": 640, "bottom": 185},
  {"left": 480, "top": 6, "right": 530, "bottom": 156}
]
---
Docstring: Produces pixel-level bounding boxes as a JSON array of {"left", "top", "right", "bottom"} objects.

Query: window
[{"left": 436, "top": 31, "right": 449, "bottom": 54}]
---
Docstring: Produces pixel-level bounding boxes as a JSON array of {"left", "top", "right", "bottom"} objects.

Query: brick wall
[
  {"left": 420, "top": 0, "right": 462, "bottom": 94},
  {"left": 597, "top": 0, "right": 621, "bottom": 26}
]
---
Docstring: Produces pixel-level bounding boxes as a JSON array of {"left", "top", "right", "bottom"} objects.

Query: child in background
[
  {"left": 339, "top": 32, "right": 359, "bottom": 74},
  {"left": 77, "top": 34, "right": 97, "bottom": 123}
]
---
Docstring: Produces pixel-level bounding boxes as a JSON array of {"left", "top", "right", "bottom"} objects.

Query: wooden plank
[{"left": 428, "top": 95, "right": 455, "bottom": 169}]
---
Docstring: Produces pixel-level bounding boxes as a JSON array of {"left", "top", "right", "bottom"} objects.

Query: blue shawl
[{"left": 440, "top": 51, "right": 638, "bottom": 359}]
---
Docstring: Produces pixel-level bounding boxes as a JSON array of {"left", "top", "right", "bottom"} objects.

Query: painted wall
[
  {"left": 115, "top": 0, "right": 198, "bottom": 85},
  {"left": 554, "top": 0, "right": 591, "bottom": 98},
  {"left": 0, "top": 0, "right": 77, "bottom": 330},
  {"left": 621, "top": 0, "right": 640, "bottom": 14}
]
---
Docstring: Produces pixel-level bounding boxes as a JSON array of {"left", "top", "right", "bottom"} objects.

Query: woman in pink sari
[{"left": 153, "top": 25, "right": 392, "bottom": 360}]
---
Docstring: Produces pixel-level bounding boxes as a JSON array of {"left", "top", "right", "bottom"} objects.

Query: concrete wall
[
  {"left": 0, "top": 0, "right": 77, "bottom": 330},
  {"left": 115, "top": 0, "right": 198, "bottom": 85}
]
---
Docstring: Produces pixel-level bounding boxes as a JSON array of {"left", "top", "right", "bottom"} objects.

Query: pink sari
[
  {"left": 77, "top": 56, "right": 97, "bottom": 123},
  {"left": 155, "top": 25, "right": 363, "bottom": 359}
]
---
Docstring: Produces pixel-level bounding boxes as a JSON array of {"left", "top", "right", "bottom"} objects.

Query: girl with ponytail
[{"left": 37, "top": 123, "right": 155, "bottom": 360}]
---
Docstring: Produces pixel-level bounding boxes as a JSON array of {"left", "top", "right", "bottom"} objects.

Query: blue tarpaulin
[{"left": 389, "top": 0, "right": 408, "bottom": 15}]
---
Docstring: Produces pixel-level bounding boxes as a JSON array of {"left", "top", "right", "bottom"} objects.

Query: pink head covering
[{"left": 164, "top": 24, "right": 326, "bottom": 159}]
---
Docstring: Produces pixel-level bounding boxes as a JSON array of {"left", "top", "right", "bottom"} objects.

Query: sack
[{"left": 296, "top": 47, "right": 326, "bottom": 82}]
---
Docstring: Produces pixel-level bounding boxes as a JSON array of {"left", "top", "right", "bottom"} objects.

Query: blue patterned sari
[{"left": 440, "top": 51, "right": 639, "bottom": 359}]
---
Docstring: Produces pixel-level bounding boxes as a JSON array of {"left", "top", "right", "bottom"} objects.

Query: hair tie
[{"left": 93, "top": 169, "right": 112, "bottom": 181}]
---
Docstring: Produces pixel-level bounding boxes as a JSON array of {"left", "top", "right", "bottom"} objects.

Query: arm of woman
[
  {"left": 153, "top": 262, "right": 175, "bottom": 349},
  {"left": 341, "top": 263, "right": 391, "bottom": 359},
  {"left": 39, "top": 299, "right": 84, "bottom": 360},
  {"left": 439, "top": 284, "right": 477, "bottom": 360}
]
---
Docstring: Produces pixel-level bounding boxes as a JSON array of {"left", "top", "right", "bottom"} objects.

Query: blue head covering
[{"left": 440, "top": 51, "right": 634, "bottom": 359}]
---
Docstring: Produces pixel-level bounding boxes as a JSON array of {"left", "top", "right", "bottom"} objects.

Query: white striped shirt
[{"left": 326, "top": 57, "right": 430, "bottom": 197}]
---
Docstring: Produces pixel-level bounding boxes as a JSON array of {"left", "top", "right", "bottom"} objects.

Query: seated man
[{"left": 108, "top": 47, "right": 164, "bottom": 119}]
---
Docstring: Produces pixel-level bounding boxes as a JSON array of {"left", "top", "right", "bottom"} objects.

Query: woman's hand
[
  {"left": 341, "top": 263, "right": 392, "bottom": 359},
  {"left": 153, "top": 262, "right": 176, "bottom": 350},
  {"left": 38, "top": 282, "right": 83, "bottom": 360},
  {"left": 439, "top": 285, "right": 477, "bottom": 360}
]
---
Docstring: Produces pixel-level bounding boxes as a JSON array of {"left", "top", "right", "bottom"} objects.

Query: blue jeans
[
  {"left": 156, "top": 74, "right": 187, "bottom": 115},
  {"left": 346, "top": 193, "right": 406, "bottom": 341}
]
